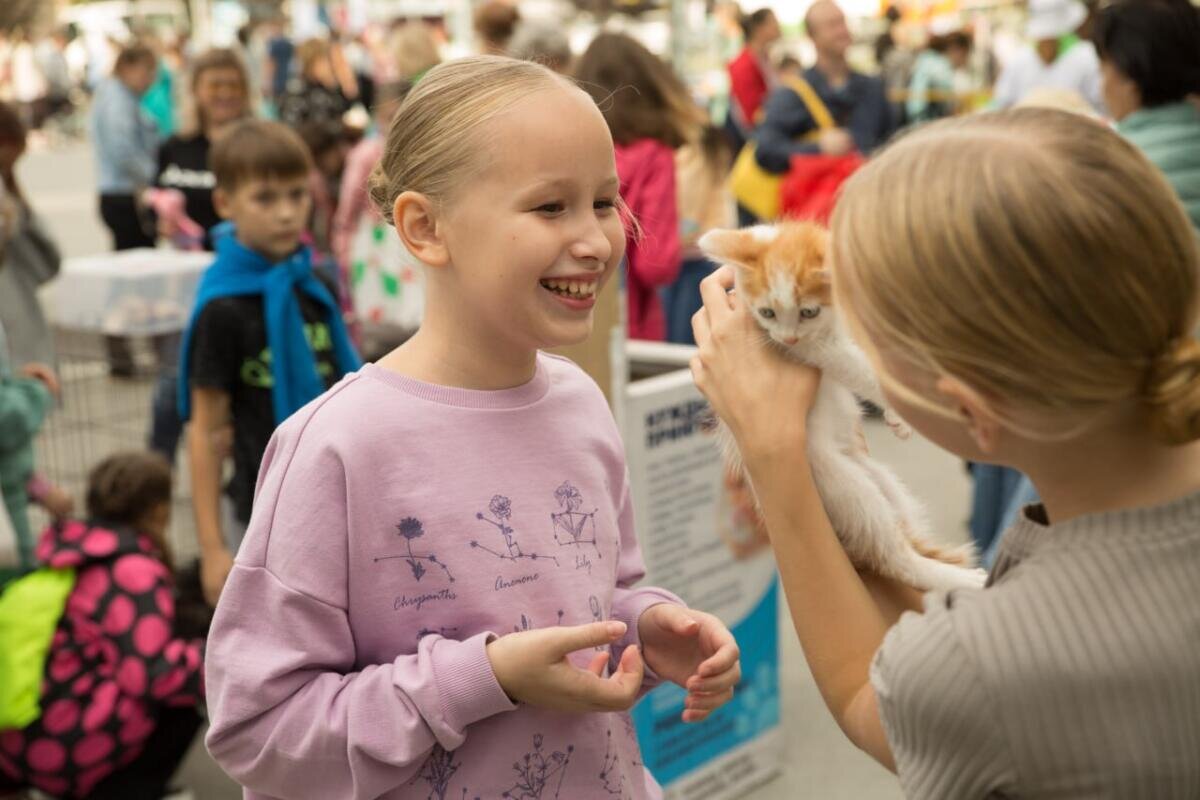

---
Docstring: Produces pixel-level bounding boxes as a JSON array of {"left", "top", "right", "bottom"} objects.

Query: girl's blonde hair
[
  {"left": 368, "top": 56, "right": 566, "bottom": 224},
  {"left": 832, "top": 108, "right": 1200, "bottom": 445}
]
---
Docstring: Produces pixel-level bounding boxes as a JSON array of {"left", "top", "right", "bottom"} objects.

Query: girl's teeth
[{"left": 542, "top": 279, "right": 597, "bottom": 298}]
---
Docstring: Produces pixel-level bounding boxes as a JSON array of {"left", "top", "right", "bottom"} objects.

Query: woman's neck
[
  {"left": 378, "top": 313, "right": 538, "bottom": 392},
  {"left": 1019, "top": 422, "right": 1200, "bottom": 525},
  {"left": 204, "top": 119, "right": 239, "bottom": 142}
]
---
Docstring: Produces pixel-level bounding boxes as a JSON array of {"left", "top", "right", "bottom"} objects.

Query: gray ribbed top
[{"left": 870, "top": 490, "right": 1200, "bottom": 799}]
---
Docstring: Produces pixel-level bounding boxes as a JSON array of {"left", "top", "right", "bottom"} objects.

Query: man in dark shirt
[{"left": 754, "top": 0, "right": 898, "bottom": 174}]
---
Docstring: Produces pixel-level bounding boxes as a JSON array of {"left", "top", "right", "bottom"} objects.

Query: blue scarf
[{"left": 177, "top": 223, "right": 361, "bottom": 425}]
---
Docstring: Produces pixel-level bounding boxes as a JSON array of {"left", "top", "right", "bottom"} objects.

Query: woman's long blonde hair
[
  {"left": 368, "top": 56, "right": 566, "bottom": 223},
  {"left": 832, "top": 108, "right": 1200, "bottom": 445}
]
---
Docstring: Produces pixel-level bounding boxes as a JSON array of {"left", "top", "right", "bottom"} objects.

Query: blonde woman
[
  {"left": 692, "top": 109, "right": 1200, "bottom": 796},
  {"left": 156, "top": 48, "right": 254, "bottom": 250},
  {"left": 146, "top": 49, "right": 254, "bottom": 468}
]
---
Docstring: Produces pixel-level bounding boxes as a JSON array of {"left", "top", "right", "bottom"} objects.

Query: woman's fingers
[
  {"left": 698, "top": 267, "right": 737, "bottom": 324},
  {"left": 712, "top": 263, "right": 736, "bottom": 291},
  {"left": 691, "top": 304, "right": 712, "bottom": 347}
]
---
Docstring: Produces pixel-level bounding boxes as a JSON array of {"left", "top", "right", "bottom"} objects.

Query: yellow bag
[
  {"left": 0, "top": 567, "right": 76, "bottom": 729},
  {"left": 730, "top": 76, "right": 835, "bottom": 221}
]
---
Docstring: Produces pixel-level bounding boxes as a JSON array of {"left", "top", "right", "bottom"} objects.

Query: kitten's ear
[{"left": 698, "top": 227, "right": 767, "bottom": 270}]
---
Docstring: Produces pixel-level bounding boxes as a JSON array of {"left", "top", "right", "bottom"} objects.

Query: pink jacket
[
  {"left": 0, "top": 522, "right": 204, "bottom": 798},
  {"left": 615, "top": 139, "right": 681, "bottom": 341}
]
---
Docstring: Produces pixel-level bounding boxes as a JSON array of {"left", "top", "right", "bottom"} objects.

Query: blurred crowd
[{"left": 0, "top": 0, "right": 1197, "bottom": 795}]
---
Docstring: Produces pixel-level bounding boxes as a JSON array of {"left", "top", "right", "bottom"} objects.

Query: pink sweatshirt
[
  {"left": 615, "top": 138, "right": 682, "bottom": 341},
  {"left": 204, "top": 354, "right": 682, "bottom": 799}
]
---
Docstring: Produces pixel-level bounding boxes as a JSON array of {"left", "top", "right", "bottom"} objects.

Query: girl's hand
[
  {"left": 690, "top": 266, "right": 821, "bottom": 462},
  {"left": 487, "top": 621, "right": 645, "bottom": 713},
  {"left": 638, "top": 604, "right": 741, "bottom": 723}
]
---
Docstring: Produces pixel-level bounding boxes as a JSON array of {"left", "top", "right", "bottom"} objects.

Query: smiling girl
[{"left": 203, "top": 57, "right": 741, "bottom": 800}]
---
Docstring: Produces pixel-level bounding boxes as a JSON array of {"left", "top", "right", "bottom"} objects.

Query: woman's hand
[{"left": 690, "top": 266, "right": 822, "bottom": 461}]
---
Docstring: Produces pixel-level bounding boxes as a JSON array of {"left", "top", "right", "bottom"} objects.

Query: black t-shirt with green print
[{"left": 188, "top": 288, "right": 340, "bottom": 525}]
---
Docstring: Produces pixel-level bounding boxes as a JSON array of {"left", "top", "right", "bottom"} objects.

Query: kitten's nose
[{"left": 782, "top": 336, "right": 799, "bottom": 345}]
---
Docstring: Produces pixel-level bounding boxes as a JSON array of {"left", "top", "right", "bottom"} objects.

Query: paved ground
[{"left": 20, "top": 142, "right": 973, "bottom": 799}]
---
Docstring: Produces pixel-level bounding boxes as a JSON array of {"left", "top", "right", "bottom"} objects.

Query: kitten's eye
[
  {"left": 758, "top": 308, "right": 776, "bottom": 320},
  {"left": 800, "top": 307, "right": 820, "bottom": 319}
]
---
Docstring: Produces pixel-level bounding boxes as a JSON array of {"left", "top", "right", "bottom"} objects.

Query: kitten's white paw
[
  {"left": 965, "top": 567, "right": 988, "bottom": 587},
  {"left": 884, "top": 410, "right": 911, "bottom": 439}
]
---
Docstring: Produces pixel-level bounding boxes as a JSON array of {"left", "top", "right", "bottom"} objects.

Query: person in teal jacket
[
  {"left": 906, "top": 31, "right": 972, "bottom": 124},
  {"left": 1095, "top": 0, "right": 1200, "bottom": 231},
  {"left": 0, "top": 320, "right": 57, "bottom": 580}
]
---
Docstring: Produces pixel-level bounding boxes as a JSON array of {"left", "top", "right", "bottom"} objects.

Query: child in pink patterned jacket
[{"left": 0, "top": 452, "right": 205, "bottom": 799}]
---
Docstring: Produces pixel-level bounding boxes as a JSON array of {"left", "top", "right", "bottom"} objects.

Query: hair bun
[
  {"left": 1145, "top": 337, "right": 1200, "bottom": 445},
  {"left": 368, "top": 160, "right": 395, "bottom": 227}
]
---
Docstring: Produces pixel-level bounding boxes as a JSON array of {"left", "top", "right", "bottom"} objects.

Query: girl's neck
[
  {"left": 1020, "top": 423, "right": 1200, "bottom": 525},
  {"left": 379, "top": 314, "right": 538, "bottom": 392}
]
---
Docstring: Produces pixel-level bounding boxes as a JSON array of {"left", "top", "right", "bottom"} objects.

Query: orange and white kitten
[{"left": 699, "top": 221, "right": 985, "bottom": 592}]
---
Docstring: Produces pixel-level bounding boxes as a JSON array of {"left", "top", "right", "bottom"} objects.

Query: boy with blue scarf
[{"left": 178, "top": 120, "right": 360, "bottom": 607}]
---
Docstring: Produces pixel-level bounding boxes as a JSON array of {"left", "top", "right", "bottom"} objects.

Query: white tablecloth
[{"left": 49, "top": 248, "right": 213, "bottom": 335}]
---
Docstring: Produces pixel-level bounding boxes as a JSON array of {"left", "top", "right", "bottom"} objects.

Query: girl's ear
[
  {"left": 698, "top": 227, "right": 766, "bottom": 271},
  {"left": 393, "top": 191, "right": 450, "bottom": 268},
  {"left": 936, "top": 375, "right": 1002, "bottom": 454}
]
